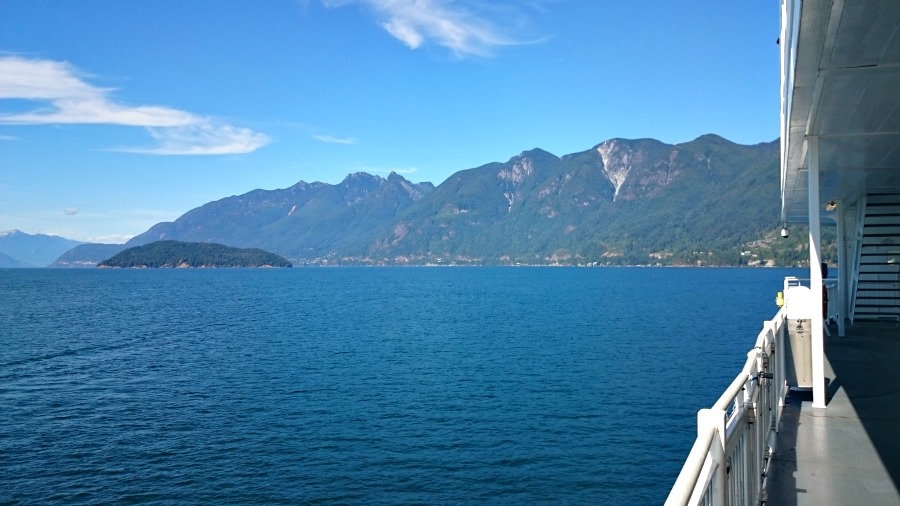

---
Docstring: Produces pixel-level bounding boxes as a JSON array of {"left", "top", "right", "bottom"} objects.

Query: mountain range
[
  {"left": 7, "top": 135, "right": 817, "bottom": 268},
  {"left": 0, "top": 230, "right": 82, "bottom": 267},
  {"left": 126, "top": 134, "right": 798, "bottom": 266},
  {"left": 129, "top": 171, "right": 436, "bottom": 261}
]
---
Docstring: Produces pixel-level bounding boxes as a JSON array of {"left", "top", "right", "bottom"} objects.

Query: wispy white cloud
[
  {"left": 362, "top": 165, "right": 418, "bottom": 176},
  {"left": 0, "top": 134, "right": 15, "bottom": 141},
  {"left": 0, "top": 55, "right": 270, "bottom": 155},
  {"left": 87, "top": 234, "right": 133, "bottom": 244},
  {"left": 119, "top": 123, "right": 271, "bottom": 155},
  {"left": 312, "top": 134, "right": 357, "bottom": 145},
  {"left": 323, "top": 0, "right": 541, "bottom": 58}
]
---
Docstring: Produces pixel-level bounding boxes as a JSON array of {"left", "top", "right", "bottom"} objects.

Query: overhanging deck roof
[{"left": 781, "top": 0, "right": 900, "bottom": 223}]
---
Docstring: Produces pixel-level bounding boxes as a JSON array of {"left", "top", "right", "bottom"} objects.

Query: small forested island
[{"left": 98, "top": 240, "right": 292, "bottom": 268}]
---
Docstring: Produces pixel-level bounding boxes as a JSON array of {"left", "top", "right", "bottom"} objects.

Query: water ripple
[{"left": 0, "top": 267, "right": 799, "bottom": 504}]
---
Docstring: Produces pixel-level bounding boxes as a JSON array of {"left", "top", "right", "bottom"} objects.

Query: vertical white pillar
[
  {"left": 808, "top": 137, "right": 827, "bottom": 408},
  {"left": 837, "top": 202, "right": 847, "bottom": 336}
]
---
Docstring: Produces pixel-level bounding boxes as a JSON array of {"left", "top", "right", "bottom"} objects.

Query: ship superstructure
[{"left": 666, "top": 1, "right": 900, "bottom": 504}]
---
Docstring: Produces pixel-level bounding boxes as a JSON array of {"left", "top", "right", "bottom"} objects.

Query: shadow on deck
[{"left": 766, "top": 321, "right": 900, "bottom": 506}]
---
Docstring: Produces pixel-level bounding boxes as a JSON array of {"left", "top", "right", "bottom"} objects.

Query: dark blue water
[{"left": 0, "top": 267, "right": 799, "bottom": 504}]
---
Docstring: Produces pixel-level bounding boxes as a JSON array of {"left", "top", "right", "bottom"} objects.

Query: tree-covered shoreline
[{"left": 98, "top": 241, "right": 291, "bottom": 268}]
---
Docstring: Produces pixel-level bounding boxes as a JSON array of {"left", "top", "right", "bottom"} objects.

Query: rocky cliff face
[
  {"left": 496, "top": 150, "right": 562, "bottom": 213},
  {"left": 597, "top": 139, "right": 636, "bottom": 201},
  {"left": 593, "top": 138, "right": 691, "bottom": 202}
]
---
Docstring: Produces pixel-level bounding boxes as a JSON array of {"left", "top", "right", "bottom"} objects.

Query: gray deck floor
[{"left": 765, "top": 321, "right": 900, "bottom": 506}]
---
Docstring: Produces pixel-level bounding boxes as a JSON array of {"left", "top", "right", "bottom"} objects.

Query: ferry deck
[
  {"left": 766, "top": 321, "right": 900, "bottom": 505},
  {"left": 665, "top": 0, "right": 900, "bottom": 504}
]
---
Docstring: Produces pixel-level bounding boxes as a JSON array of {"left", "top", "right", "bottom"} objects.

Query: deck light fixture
[{"left": 825, "top": 200, "right": 837, "bottom": 211}]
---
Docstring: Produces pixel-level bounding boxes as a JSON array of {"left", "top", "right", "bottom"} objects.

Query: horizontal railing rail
[{"left": 664, "top": 307, "right": 788, "bottom": 506}]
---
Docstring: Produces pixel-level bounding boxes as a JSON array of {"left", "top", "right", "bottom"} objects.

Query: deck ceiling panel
[
  {"left": 814, "top": 72, "right": 870, "bottom": 135},
  {"left": 789, "top": 85, "right": 815, "bottom": 130},
  {"left": 812, "top": 71, "right": 900, "bottom": 140},
  {"left": 883, "top": 25, "right": 900, "bottom": 64},
  {"left": 818, "top": 135, "right": 900, "bottom": 171},
  {"left": 861, "top": 71, "right": 900, "bottom": 132},
  {"left": 873, "top": 77, "right": 900, "bottom": 133},
  {"left": 781, "top": 0, "right": 900, "bottom": 224},
  {"left": 826, "top": 0, "right": 900, "bottom": 68},
  {"left": 794, "top": 1, "right": 830, "bottom": 87}
]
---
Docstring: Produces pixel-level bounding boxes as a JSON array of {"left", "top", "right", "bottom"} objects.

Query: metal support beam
[
  {"left": 808, "top": 137, "right": 827, "bottom": 409},
  {"left": 697, "top": 408, "right": 727, "bottom": 505},
  {"left": 849, "top": 197, "right": 867, "bottom": 325},
  {"left": 837, "top": 201, "right": 847, "bottom": 336}
]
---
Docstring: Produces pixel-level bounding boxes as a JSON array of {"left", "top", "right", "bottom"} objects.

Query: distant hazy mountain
[
  {"left": 50, "top": 243, "right": 128, "bottom": 268},
  {"left": 85, "top": 135, "right": 805, "bottom": 266},
  {"left": 0, "top": 250, "right": 33, "bottom": 268},
  {"left": 0, "top": 230, "right": 82, "bottom": 267}
]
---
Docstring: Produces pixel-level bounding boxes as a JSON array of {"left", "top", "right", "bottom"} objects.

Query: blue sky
[{"left": 0, "top": 0, "right": 780, "bottom": 243}]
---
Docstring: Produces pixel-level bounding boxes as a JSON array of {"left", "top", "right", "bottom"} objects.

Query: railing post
[
  {"left": 666, "top": 309, "right": 790, "bottom": 505},
  {"left": 775, "top": 314, "right": 786, "bottom": 412},
  {"left": 698, "top": 408, "right": 727, "bottom": 505}
]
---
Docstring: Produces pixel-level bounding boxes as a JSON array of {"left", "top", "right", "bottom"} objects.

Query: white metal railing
[
  {"left": 664, "top": 307, "right": 788, "bottom": 506},
  {"left": 825, "top": 279, "right": 838, "bottom": 324}
]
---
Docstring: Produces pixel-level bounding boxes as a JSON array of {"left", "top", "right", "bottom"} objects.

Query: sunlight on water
[{"left": 0, "top": 267, "right": 799, "bottom": 504}]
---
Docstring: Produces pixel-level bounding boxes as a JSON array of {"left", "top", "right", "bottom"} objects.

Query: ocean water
[{"left": 0, "top": 267, "right": 800, "bottom": 505}]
